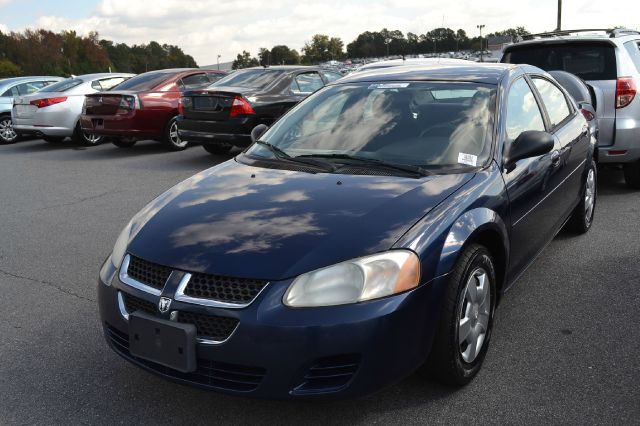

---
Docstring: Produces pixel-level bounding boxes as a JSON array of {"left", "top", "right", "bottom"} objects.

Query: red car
[{"left": 80, "top": 68, "right": 226, "bottom": 150}]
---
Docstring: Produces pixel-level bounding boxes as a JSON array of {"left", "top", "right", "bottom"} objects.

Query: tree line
[
  {"left": 233, "top": 26, "right": 531, "bottom": 69},
  {"left": 0, "top": 29, "right": 197, "bottom": 77}
]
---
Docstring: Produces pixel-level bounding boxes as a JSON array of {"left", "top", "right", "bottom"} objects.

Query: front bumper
[{"left": 98, "top": 261, "right": 446, "bottom": 399}]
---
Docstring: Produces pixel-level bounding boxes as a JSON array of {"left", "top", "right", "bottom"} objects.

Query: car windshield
[
  {"left": 40, "top": 78, "right": 83, "bottom": 93},
  {"left": 210, "top": 69, "right": 286, "bottom": 89},
  {"left": 245, "top": 81, "right": 495, "bottom": 171},
  {"left": 110, "top": 71, "right": 171, "bottom": 91}
]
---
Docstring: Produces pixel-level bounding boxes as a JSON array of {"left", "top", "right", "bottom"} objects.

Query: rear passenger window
[
  {"left": 624, "top": 41, "right": 640, "bottom": 73},
  {"left": 505, "top": 78, "right": 546, "bottom": 141},
  {"left": 16, "top": 82, "right": 43, "bottom": 95},
  {"left": 180, "top": 74, "right": 210, "bottom": 90},
  {"left": 293, "top": 73, "right": 324, "bottom": 93},
  {"left": 533, "top": 78, "right": 571, "bottom": 128}
]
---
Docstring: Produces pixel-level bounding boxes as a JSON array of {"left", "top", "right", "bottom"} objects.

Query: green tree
[
  {"left": 270, "top": 45, "right": 300, "bottom": 65},
  {"left": 302, "top": 34, "right": 344, "bottom": 64},
  {"left": 232, "top": 50, "right": 259, "bottom": 69},
  {"left": 0, "top": 58, "right": 21, "bottom": 77}
]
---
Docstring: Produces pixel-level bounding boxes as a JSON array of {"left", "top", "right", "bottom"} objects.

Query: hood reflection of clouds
[{"left": 170, "top": 208, "right": 325, "bottom": 254}]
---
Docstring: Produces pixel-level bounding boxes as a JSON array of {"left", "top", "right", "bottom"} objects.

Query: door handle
[{"left": 551, "top": 150, "right": 561, "bottom": 166}]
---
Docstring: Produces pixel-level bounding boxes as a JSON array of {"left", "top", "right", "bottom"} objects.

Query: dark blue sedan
[{"left": 98, "top": 63, "right": 597, "bottom": 398}]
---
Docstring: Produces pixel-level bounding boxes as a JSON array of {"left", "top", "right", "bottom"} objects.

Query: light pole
[
  {"left": 217, "top": 54, "right": 221, "bottom": 70},
  {"left": 477, "top": 24, "right": 485, "bottom": 62},
  {"left": 556, "top": 0, "right": 562, "bottom": 31}
]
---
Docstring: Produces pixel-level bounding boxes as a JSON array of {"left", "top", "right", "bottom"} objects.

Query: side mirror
[
  {"left": 504, "top": 130, "right": 554, "bottom": 170},
  {"left": 251, "top": 124, "right": 269, "bottom": 143}
]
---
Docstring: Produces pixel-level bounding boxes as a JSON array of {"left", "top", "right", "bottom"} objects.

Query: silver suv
[{"left": 501, "top": 28, "right": 640, "bottom": 188}]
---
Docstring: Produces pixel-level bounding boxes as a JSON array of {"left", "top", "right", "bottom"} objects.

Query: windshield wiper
[
  {"left": 255, "top": 141, "right": 336, "bottom": 172},
  {"left": 296, "top": 153, "right": 431, "bottom": 177}
]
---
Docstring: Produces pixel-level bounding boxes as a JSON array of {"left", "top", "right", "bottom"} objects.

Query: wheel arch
[{"left": 435, "top": 208, "right": 509, "bottom": 303}]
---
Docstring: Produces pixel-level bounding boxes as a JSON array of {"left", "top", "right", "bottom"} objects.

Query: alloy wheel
[
  {"left": 584, "top": 168, "right": 596, "bottom": 226},
  {"left": 0, "top": 117, "right": 17, "bottom": 142},
  {"left": 169, "top": 121, "right": 186, "bottom": 148},
  {"left": 83, "top": 131, "right": 103, "bottom": 145},
  {"left": 458, "top": 267, "right": 491, "bottom": 363}
]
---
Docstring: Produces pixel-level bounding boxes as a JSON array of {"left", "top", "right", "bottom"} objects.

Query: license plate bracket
[{"left": 129, "top": 312, "right": 197, "bottom": 373}]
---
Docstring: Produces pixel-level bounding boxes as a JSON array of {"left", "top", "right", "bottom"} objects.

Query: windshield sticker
[
  {"left": 458, "top": 152, "right": 478, "bottom": 167},
  {"left": 367, "top": 83, "right": 410, "bottom": 89}
]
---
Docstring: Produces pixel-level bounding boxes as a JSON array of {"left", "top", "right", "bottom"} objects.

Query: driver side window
[{"left": 505, "top": 78, "right": 545, "bottom": 141}]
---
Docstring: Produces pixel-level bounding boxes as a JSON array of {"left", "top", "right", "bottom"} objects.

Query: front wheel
[
  {"left": 623, "top": 162, "right": 640, "bottom": 189},
  {"left": 72, "top": 123, "right": 103, "bottom": 146},
  {"left": 423, "top": 244, "right": 496, "bottom": 386},
  {"left": 567, "top": 159, "right": 597, "bottom": 233},
  {"left": 0, "top": 115, "right": 18, "bottom": 144},
  {"left": 162, "top": 116, "right": 187, "bottom": 151},
  {"left": 202, "top": 143, "right": 233, "bottom": 155}
]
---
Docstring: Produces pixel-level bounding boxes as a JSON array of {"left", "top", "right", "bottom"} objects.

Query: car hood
[{"left": 127, "top": 160, "right": 473, "bottom": 280}]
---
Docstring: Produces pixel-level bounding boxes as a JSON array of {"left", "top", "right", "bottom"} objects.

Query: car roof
[
  {"left": 505, "top": 29, "right": 640, "bottom": 50},
  {"left": 337, "top": 63, "right": 518, "bottom": 85},
  {"left": 0, "top": 76, "right": 63, "bottom": 85},
  {"left": 359, "top": 58, "right": 473, "bottom": 70},
  {"left": 244, "top": 65, "right": 321, "bottom": 71},
  {"left": 74, "top": 73, "right": 136, "bottom": 81}
]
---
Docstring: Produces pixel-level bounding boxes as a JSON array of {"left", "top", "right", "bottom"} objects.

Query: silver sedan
[{"left": 12, "top": 73, "right": 134, "bottom": 146}]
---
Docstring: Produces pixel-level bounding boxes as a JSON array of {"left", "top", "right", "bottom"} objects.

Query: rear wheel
[
  {"left": 0, "top": 115, "right": 18, "bottom": 144},
  {"left": 202, "top": 143, "right": 233, "bottom": 155},
  {"left": 623, "top": 162, "right": 640, "bottom": 189},
  {"left": 112, "top": 138, "right": 137, "bottom": 148},
  {"left": 567, "top": 159, "right": 597, "bottom": 233},
  {"left": 423, "top": 244, "right": 496, "bottom": 386},
  {"left": 71, "top": 123, "right": 103, "bottom": 146},
  {"left": 162, "top": 116, "right": 187, "bottom": 151}
]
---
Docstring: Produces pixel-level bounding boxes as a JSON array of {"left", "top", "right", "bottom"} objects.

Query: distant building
[{"left": 201, "top": 61, "right": 234, "bottom": 71}]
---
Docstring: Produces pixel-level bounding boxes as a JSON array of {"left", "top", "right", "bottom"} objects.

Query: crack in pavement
[
  {"left": 0, "top": 267, "right": 95, "bottom": 303},
  {"left": 7, "top": 189, "right": 128, "bottom": 215}
]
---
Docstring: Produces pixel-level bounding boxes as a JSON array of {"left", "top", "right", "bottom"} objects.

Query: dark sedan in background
[
  {"left": 176, "top": 66, "right": 343, "bottom": 155},
  {"left": 80, "top": 68, "right": 226, "bottom": 151},
  {"left": 98, "top": 63, "right": 596, "bottom": 399}
]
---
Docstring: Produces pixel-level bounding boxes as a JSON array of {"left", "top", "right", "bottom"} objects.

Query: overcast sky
[{"left": 0, "top": 0, "right": 638, "bottom": 65}]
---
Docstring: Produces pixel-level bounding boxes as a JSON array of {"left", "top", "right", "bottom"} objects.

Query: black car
[{"left": 176, "top": 66, "right": 343, "bottom": 155}]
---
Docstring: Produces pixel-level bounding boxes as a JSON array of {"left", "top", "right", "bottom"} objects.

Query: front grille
[
  {"left": 105, "top": 323, "right": 265, "bottom": 392},
  {"left": 177, "top": 311, "right": 238, "bottom": 341},
  {"left": 293, "top": 354, "right": 361, "bottom": 394},
  {"left": 122, "top": 293, "right": 237, "bottom": 341},
  {"left": 123, "top": 292, "right": 156, "bottom": 315},
  {"left": 184, "top": 273, "right": 268, "bottom": 305},
  {"left": 127, "top": 255, "right": 172, "bottom": 290}
]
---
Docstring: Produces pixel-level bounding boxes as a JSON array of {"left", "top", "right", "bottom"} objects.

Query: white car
[{"left": 12, "top": 73, "right": 134, "bottom": 145}]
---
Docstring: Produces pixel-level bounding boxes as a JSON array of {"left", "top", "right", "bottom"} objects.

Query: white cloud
[
  {"left": 0, "top": 23, "right": 8, "bottom": 33},
  {"left": 8, "top": 0, "right": 640, "bottom": 65}
]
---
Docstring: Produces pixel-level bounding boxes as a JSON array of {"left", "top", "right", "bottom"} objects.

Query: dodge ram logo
[{"left": 158, "top": 297, "right": 172, "bottom": 313}]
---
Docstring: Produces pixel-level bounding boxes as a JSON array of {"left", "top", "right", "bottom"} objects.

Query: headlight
[
  {"left": 283, "top": 250, "right": 420, "bottom": 307},
  {"left": 111, "top": 221, "right": 133, "bottom": 269}
]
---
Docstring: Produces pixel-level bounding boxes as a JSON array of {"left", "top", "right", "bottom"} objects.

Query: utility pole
[
  {"left": 477, "top": 24, "right": 485, "bottom": 62},
  {"left": 556, "top": 0, "right": 562, "bottom": 31},
  {"left": 217, "top": 54, "right": 221, "bottom": 70}
]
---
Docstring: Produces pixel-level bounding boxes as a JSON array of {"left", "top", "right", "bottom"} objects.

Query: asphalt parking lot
[{"left": 0, "top": 138, "right": 638, "bottom": 425}]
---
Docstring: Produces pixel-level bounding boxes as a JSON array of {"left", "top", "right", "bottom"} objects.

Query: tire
[
  {"left": 202, "top": 143, "right": 233, "bottom": 155},
  {"left": 162, "top": 116, "right": 187, "bottom": 151},
  {"left": 423, "top": 243, "right": 496, "bottom": 386},
  {"left": 112, "top": 138, "right": 137, "bottom": 148},
  {"left": 42, "top": 136, "right": 66, "bottom": 143},
  {"left": 567, "top": 159, "right": 597, "bottom": 233},
  {"left": 623, "top": 162, "right": 640, "bottom": 189},
  {"left": 0, "top": 115, "right": 18, "bottom": 144},
  {"left": 71, "top": 123, "right": 103, "bottom": 146}
]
